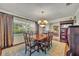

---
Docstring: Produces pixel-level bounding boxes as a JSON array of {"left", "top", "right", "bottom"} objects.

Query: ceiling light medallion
[{"left": 38, "top": 11, "right": 48, "bottom": 27}]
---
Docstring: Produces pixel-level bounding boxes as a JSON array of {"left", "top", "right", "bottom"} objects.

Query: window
[{"left": 13, "top": 17, "right": 36, "bottom": 45}]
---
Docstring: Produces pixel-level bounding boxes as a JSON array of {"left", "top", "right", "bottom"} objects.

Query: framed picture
[{"left": 53, "top": 26, "right": 59, "bottom": 36}]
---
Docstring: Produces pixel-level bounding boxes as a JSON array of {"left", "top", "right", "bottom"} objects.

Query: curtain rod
[{"left": 0, "top": 12, "right": 36, "bottom": 22}]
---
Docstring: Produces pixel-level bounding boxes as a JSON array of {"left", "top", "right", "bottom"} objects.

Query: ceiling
[{"left": 0, "top": 3, "right": 79, "bottom": 22}]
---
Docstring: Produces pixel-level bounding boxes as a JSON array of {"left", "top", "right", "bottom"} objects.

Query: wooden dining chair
[
  {"left": 23, "top": 32, "right": 28, "bottom": 54},
  {"left": 46, "top": 32, "right": 53, "bottom": 49},
  {"left": 49, "top": 32, "right": 53, "bottom": 47},
  {"left": 23, "top": 32, "right": 37, "bottom": 56},
  {"left": 38, "top": 32, "right": 53, "bottom": 54}
]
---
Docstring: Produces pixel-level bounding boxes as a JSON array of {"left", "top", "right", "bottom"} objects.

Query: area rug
[
  {"left": 2, "top": 44, "right": 49, "bottom": 56},
  {"left": 2, "top": 40, "right": 68, "bottom": 56},
  {"left": 48, "top": 40, "right": 68, "bottom": 56}
]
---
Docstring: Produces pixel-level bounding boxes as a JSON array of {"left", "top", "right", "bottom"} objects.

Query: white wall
[{"left": 74, "top": 8, "right": 79, "bottom": 25}]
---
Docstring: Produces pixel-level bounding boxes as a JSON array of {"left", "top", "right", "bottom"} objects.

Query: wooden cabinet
[{"left": 68, "top": 26, "right": 79, "bottom": 56}]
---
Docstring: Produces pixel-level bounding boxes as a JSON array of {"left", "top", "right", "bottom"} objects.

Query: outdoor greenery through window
[
  {"left": 13, "top": 17, "right": 36, "bottom": 45},
  {"left": 13, "top": 23, "right": 24, "bottom": 34}
]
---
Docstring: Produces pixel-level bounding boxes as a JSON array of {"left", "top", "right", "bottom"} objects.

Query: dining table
[{"left": 33, "top": 34, "right": 48, "bottom": 41}]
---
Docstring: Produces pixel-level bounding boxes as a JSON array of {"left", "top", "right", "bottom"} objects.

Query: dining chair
[
  {"left": 23, "top": 32, "right": 28, "bottom": 54},
  {"left": 23, "top": 32, "right": 37, "bottom": 56},
  {"left": 49, "top": 32, "right": 53, "bottom": 47},
  {"left": 38, "top": 32, "right": 53, "bottom": 54},
  {"left": 45, "top": 32, "right": 53, "bottom": 49},
  {"left": 35, "top": 38, "right": 47, "bottom": 54},
  {"left": 32, "top": 33, "right": 48, "bottom": 54}
]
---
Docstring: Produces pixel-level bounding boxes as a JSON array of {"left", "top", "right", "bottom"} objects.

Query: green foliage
[
  {"left": 13, "top": 23, "right": 24, "bottom": 34},
  {"left": 13, "top": 23, "right": 32, "bottom": 34}
]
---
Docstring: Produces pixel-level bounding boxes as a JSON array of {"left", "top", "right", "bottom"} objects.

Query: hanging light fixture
[{"left": 38, "top": 11, "right": 48, "bottom": 27}]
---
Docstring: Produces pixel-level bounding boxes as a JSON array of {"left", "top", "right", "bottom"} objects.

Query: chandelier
[{"left": 38, "top": 11, "right": 48, "bottom": 27}]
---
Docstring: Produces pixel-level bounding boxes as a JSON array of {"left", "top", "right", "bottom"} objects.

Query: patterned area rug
[
  {"left": 48, "top": 40, "right": 68, "bottom": 56},
  {"left": 1, "top": 40, "right": 68, "bottom": 56},
  {"left": 2, "top": 44, "right": 49, "bottom": 56}
]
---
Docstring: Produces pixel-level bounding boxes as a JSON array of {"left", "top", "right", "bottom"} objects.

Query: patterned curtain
[{"left": 0, "top": 12, "right": 13, "bottom": 48}]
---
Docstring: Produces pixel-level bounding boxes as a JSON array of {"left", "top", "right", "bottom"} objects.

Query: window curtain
[{"left": 0, "top": 13, "right": 13, "bottom": 48}]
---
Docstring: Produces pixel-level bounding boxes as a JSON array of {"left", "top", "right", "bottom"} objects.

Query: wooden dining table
[{"left": 33, "top": 34, "right": 48, "bottom": 41}]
